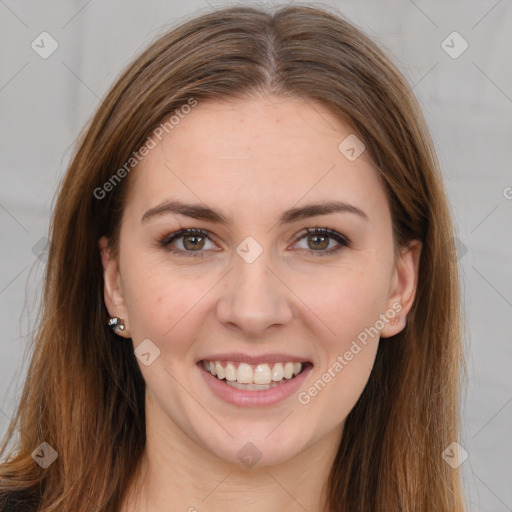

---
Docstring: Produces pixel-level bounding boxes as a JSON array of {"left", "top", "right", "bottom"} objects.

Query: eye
[
  {"left": 159, "top": 227, "right": 350, "bottom": 258},
  {"left": 290, "top": 228, "right": 350, "bottom": 256},
  {"left": 159, "top": 228, "right": 217, "bottom": 257}
]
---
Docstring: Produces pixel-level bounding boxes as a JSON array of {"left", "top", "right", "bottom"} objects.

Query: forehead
[{"left": 125, "top": 96, "right": 387, "bottom": 222}]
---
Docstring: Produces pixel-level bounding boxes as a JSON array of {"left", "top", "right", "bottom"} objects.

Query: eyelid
[
  {"left": 160, "top": 228, "right": 211, "bottom": 242},
  {"left": 291, "top": 227, "right": 350, "bottom": 246}
]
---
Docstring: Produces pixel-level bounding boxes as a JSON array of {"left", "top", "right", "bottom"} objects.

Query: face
[{"left": 100, "top": 95, "right": 421, "bottom": 468}]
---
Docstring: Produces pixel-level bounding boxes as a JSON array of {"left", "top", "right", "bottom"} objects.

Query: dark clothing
[{"left": 0, "top": 490, "right": 39, "bottom": 512}]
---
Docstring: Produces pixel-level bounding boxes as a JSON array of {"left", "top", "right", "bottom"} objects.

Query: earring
[{"left": 108, "top": 317, "right": 125, "bottom": 333}]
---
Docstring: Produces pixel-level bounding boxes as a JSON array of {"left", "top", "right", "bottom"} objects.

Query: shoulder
[{"left": 0, "top": 489, "right": 40, "bottom": 512}]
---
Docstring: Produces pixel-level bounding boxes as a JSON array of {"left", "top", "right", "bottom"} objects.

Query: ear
[
  {"left": 99, "top": 236, "right": 131, "bottom": 338},
  {"left": 380, "top": 240, "right": 422, "bottom": 338}
]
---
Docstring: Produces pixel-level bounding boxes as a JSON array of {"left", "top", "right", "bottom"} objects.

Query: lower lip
[{"left": 198, "top": 362, "right": 313, "bottom": 407}]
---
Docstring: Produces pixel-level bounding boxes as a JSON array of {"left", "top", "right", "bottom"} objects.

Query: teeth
[
  {"left": 202, "top": 360, "right": 304, "bottom": 385},
  {"left": 225, "top": 362, "right": 237, "bottom": 382},
  {"left": 225, "top": 381, "right": 280, "bottom": 391},
  {"left": 215, "top": 362, "right": 225, "bottom": 380},
  {"left": 237, "top": 363, "right": 253, "bottom": 384},
  {"left": 254, "top": 364, "right": 271, "bottom": 385},
  {"left": 272, "top": 362, "right": 284, "bottom": 381},
  {"left": 283, "top": 362, "right": 294, "bottom": 379}
]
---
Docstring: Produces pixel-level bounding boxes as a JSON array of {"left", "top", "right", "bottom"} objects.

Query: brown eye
[
  {"left": 182, "top": 234, "right": 206, "bottom": 251},
  {"left": 292, "top": 228, "right": 350, "bottom": 256},
  {"left": 307, "top": 233, "right": 330, "bottom": 251},
  {"left": 160, "top": 228, "right": 215, "bottom": 257}
]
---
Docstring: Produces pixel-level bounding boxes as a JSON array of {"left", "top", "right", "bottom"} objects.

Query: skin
[{"left": 99, "top": 94, "right": 421, "bottom": 512}]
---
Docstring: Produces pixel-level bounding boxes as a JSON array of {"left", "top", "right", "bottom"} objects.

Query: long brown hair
[{"left": 0, "top": 5, "right": 466, "bottom": 511}]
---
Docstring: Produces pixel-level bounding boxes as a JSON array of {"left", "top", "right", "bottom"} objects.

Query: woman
[{"left": 0, "top": 5, "right": 466, "bottom": 511}]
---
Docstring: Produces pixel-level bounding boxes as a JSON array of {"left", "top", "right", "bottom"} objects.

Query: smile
[{"left": 197, "top": 354, "right": 314, "bottom": 406}]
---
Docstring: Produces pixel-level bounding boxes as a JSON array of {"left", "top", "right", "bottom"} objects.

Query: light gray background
[{"left": 1, "top": 1, "right": 511, "bottom": 510}]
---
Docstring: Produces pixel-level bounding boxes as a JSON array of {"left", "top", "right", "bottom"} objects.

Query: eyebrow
[{"left": 141, "top": 199, "right": 369, "bottom": 225}]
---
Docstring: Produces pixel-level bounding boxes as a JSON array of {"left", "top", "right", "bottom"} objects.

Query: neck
[{"left": 120, "top": 397, "right": 342, "bottom": 512}]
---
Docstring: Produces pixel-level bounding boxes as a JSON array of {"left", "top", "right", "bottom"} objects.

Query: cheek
[
  {"left": 292, "top": 265, "right": 389, "bottom": 344},
  {"left": 121, "top": 258, "right": 214, "bottom": 351},
  {"left": 296, "top": 275, "right": 384, "bottom": 425}
]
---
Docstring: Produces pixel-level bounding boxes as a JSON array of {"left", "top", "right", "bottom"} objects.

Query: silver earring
[{"left": 108, "top": 317, "right": 125, "bottom": 333}]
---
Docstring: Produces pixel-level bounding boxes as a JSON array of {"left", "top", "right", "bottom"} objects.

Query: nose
[{"left": 215, "top": 250, "right": 293, "bottom": 338}]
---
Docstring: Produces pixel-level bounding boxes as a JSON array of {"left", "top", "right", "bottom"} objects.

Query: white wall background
[{"left": 1, "top": 1, "right": 511, "bottom": 510}]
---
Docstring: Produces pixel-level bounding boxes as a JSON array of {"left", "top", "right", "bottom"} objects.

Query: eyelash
[{"left": 158, "top": 227, "right": 350, "bottom": 258}]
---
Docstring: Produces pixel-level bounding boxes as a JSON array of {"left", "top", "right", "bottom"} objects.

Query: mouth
[{"left": 199, "top": 359, "right": 313, "bottom": 391}]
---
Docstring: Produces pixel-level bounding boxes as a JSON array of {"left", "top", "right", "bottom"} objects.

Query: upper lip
[{"left": 198, "top": 353, "right": 312, "bottom": 365}]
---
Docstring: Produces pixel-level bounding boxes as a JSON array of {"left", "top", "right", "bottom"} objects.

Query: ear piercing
[{"left": 108, "top": 317, "right": 125, "bottom": 333}]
